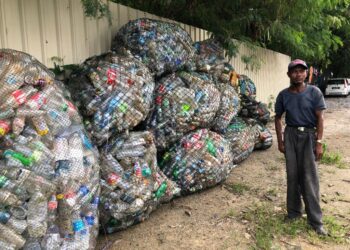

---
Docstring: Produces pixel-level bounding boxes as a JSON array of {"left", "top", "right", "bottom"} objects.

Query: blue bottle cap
[
  {"left": 91, "top": 196, "right": 100, "bottom": 205},
  {"left": 0, "top": 211, "right": 10, "bottom": 223},
  {"left": 85, "top": 215, "right": 95, "bottom": 225},
  {"left": 72, "top": 219, "right": 85, "bottom": 232},
  {"left": 79, "top": 186, "right": 89, "bottom": 196}
]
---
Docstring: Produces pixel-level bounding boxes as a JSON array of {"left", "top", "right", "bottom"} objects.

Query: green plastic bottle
[
  {"left": 3, "top": 150, "right": 33, "bottom": 166},
  {"left": 154, "top": 182, "right": 167, "bottom": 198}
]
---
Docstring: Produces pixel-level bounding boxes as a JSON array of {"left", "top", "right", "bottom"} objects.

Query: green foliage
[
  {"left": 242, "top": 203, "right": 349, "bottom": 249},
  {"left": 241, "top": 55, "right": 262, "bottom": 72},
  {"left": 321, "top": 143, "right": 346, "bottom": 168},
  {"left": 224, "top": 182, "right": 250, "bottom": 195},
  {"left": 81, "top": 0, "right": 111, "bottom": 25},
  {"left": 267, "top": 95, "right": 275, "bottom": 112}
]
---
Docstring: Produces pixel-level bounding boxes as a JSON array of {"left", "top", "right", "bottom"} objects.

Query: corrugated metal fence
[{"left": 0, "top": 0, "right": 290, "bottom": 103}]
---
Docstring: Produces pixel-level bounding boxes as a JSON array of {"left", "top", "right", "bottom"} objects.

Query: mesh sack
[
  {"left": 193, "top": 38, "right": 226, "bottom": 74},
  {"left": 221, "top": 117, "right": 256, "bottom": 164},
  {"left": 239, "top": 94, "right": 270, "bottom": 125},
  {"left": 253, "top": 123, "right": 273, "bottom": 150},
  {"left": 238, "top": 74, "right": 256, "bottom": 98},
  {"left": 67, "top": 52, "right": 155, "bottom": 145},
  {"left": 0, "top": 49, "right": 100, "bottom": 250},
  {"left": 160, "top": 129, "right": 234, "bottom": 194},
  {"left": 146, "top": 72, "right": 221, "bottom": 150},
  {"left": 211, "top": 83, "right": 241, "bottom": 131},
  {"left": 99, "top": 131, "right": 180, "bottom": 233},
  {"left": 112, "top": 18, "right": 195, "bottom": 76}
]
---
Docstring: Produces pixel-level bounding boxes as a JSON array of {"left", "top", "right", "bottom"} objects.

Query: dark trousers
[{"left": 284, "top": 126, "right": 323, "bottom": 229}]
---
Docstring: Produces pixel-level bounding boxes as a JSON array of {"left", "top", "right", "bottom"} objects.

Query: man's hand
[
  {"left": 278, "top": 141, "right": 285, "bottom": 154},
  {"left": 315, "top": 142, "right": 323, "bottom": 161}
]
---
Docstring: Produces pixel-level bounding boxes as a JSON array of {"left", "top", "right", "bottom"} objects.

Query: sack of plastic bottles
[
  {"left": 0, "top": 49, "right": 100, "bottom": 250},
  {"left": 221, "top": 117, "right": 256, "bottom": 164},
  {"left": 67, "top": 52, "right": 155, "bottom": 145},
  {"left": 112, "top": 18, "right": 195, "bottom": 77},
  {"left": 238, "top": 74, "right": 256, "bottom": 98},
  {"left": 160, "top": 129, "right": 234, "bottom": 194},
  {"left": 239, "top": 94, "right": 270, "bottom": 125},
  {"left": 193, "top": 38, "right": 226, "bottom": 74},
  {"left": 146, "top": 72, "right": 221, "bottom": 150},
  {"left": 98, "top": 131, "right": 180, "bottom": 233},
  {"left": 212, "top": 83, "right": 241, "bottom": 131},
  {"left": 253, "top": 123, "right": 273, "bottom": 150}
]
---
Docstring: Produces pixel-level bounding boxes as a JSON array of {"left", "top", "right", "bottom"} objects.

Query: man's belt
[{"left": 287, "top": 126, "right": 316, "bottom": 133}]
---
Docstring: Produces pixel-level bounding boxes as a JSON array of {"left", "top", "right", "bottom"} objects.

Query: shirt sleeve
[
  {"left": 275, "top": 92, "right": 284, "bottom": 116},
  {"left": 313, "top": 87, "right": 326, "bottom": 110}
]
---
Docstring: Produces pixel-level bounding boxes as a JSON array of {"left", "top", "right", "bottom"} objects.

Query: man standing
[{"left": 275, "top": 59, "right": 328, "bottom": 235}]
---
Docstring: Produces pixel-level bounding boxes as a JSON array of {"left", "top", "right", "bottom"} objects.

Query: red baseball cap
[{"left": 288, "top": 59, "right": 308, "bottom": 71}]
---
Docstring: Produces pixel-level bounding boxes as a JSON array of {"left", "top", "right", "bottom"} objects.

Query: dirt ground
[{"left": 97, "top": 96, "right": 350, "bottom": 250}]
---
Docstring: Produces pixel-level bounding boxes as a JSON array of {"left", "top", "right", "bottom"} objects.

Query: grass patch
[
  {"left": 321, "top": 143, "right": 347, "bottom": 169},
  {"left": 224, "top": 182, "right": 250, "bottom": 195},
  {"left": 225, "top": 208, "right": 238, "bottom": 218},
  {"left": 242, "top": 203, "right": 349, "bottom": 250},
  {"left": 266, "top": 188, "right": 278, "bottom": 197},
  {"left": 265, "top": 164, "right": 279, "bottom": 171}
]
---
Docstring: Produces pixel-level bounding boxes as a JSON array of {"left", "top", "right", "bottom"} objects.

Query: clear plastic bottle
[
  {"left": 0, "top": 210, "right": 27, "bottom": 235},
  {"left": 68, "top": 134, "right": 85, "bottom": 180},
  {"left": 17, "top": 168, "right": 56, "bottom": 195},
  {"left": 0, "top": 223, "right": 26, "bottom": 249},
  {"left": 0, "top": 174, "right": 29, "bottom": 201},
  {"left": 25, "top": 85, "right": 55, "bottom": 110},
  {"left": 12, "top": 116, "right": 25, "bottom": 135},
  {"left": 0, "top": 85, "right": 37, "bottom": 110},
  {"left": 31, "top": 115, "right": 49, "bottom": 136},
  {"left": 27, "top": 190, "right": 48, "bottom": 238},
  {"left": 41, "top": 195, "right": 62, "bottom": 250},
  {"left": 0, "top": 189, "right": 22, "bottom": 207},
  {"left": 0, "top": 239, "right": 16, "bottom": 250},
  {"left": 23, "top": 238, "right": 41, "bottom": 250}
]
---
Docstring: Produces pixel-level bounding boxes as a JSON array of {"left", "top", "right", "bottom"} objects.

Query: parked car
[{"left": 325, "top": 78, "right": 350, "bottom": 96}]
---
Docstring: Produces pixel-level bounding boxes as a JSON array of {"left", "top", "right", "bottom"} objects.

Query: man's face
[{"left": 287, "top": 66, "right": 307, "bottom": 85}]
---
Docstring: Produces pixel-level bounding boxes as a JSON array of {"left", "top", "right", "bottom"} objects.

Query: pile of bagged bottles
[
  {"left": 0, "top": 17, "right": 276, "bottom": 243},
  {"left": 160, "top": 129, "right": 234, "bottom": 194},
  {"left": 98, "top": 131, "right": 180, "bottom": 233},
  {"left": 0, "top": 49, "right": 100, "bottom": 249}
]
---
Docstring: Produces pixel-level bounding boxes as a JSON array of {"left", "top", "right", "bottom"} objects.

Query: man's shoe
[{"left": 314, "top": 227, "right": 328, "bottom": 236}]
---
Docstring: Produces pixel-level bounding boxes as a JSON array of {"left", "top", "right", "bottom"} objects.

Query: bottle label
[
  {"left": 0, "top": 120, "right": 10, "bottom": 136},
  {"left": 11, "top": 89, "right": 26, "bottom": 105},
  {"left": 28, "top": 93, "right": 47, "bottom": 109},
  {"left": 48, "top": 200, "right": 58, "bottom": 210}
]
